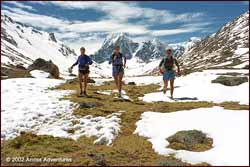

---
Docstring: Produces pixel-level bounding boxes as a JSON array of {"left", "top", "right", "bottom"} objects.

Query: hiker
[
  {"left": 109, "top": 46, "right": 126, "bottom": 98},
  {"left": 159, "top": 48, "right": 180, "bottom": 99},
  {"left": 70, "top": 47, "right": 93, "bottom": 96}
]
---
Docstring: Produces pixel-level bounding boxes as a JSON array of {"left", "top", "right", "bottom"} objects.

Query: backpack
[{"left": 161, "top": 57, "right": 176, "bottom": 72}]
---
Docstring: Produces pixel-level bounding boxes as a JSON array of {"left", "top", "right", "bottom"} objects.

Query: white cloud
[
  {"left": 60, "top": 20, "right": 149, "bottom": 35},
  {"left": 152, "top": 28, "right": 199, "bottom": 36},
  {"left": 35, "top": 1, "right": 205, "bottom": 24},
  {"left": 1, "top": 8, "right": 69, "bottom": 30},
  {"left": 1, "top": 1, "right": 212, "bottom": 53},
  {"left": 2, "top": 6, "right": 150, "bottom": 36},
  {"left": 152, "top": 22, "right": 212, "bottom": 36},
  {"left": 4, "top": 1, "right": 35, "bottom": 11},
  {"left": 64, "top": 38, "right": 104, "bottom": 55}
]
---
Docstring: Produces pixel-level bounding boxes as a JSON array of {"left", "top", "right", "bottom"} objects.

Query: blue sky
[{"left": 1, "top": 1, "right": 249, "bottom": 54}]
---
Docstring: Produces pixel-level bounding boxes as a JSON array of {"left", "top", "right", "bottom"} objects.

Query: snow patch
[
  {"left": 134, "top": 107, "right": 249, "bottom": 166},
  {"left": 140, "top": 69, "right": 249, "bottom": 105},
  {"left": 30, "top": 70, "right": 50, "bottom": 78},
  {"left": 1, "top": 78, "right": 124, "bottom": 145}
]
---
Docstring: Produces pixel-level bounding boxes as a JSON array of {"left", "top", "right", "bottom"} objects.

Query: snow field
[
  {"left": 1, "top": 78, "right": 125, "bottom": 145},
  {"left": 139, "top": 69, "right": 249, "bottom": 105},
  {"left": 134, "top": 106, "right": 249, "bottom": 166}
]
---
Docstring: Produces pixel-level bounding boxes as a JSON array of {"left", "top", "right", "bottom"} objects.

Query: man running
[
  {"left": 70, "top": 47, "right": 93, "bottom": 96},
  {"left": 109, "top": 46, "right": 126, "bottom": 98},
  {"left": 159, "top": 48, "right": 180, "bottom": 99}
]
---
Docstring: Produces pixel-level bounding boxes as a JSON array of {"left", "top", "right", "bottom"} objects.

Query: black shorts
[{"left": 79, "top": 69, "right": 90, "bottom": 75}]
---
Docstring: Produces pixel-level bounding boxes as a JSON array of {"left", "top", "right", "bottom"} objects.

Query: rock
[
  {"left": 69, "top": 73, "right": 77, "bottom": 77},
  {"left": 66, "top": 128, "right": 75, "bottom": 134},
  {"left": 212, "top": 76, "right": 248, "bottom": 86},
  {"left": 216, "top": 72, "right": 242, "bottom": 76},
  {"left": 128, "top": 81, "right": 136, "bottom": 85},
  {"left": 79, "top": 102, "right": 103, "bottom": 109},
  {"left": 16, "top": 64, "right": 26, "bottom": 70},
  {"left": 166, "top": 130, "right": 213, "bottom": 152},
  {"left": 28, "top": 58, "right": 60, "bottom": 79},
  {"left": 49, "top": 33, "right": 57, "bottom": 42},
  {"left": 88, "top": 78, "right": 95, "bottom": 83},
  {"left": 157, "top": 159, "right": 188, "bottom": 166},
  {"left": 87, "top": 153, "right": 107, "bottom": 166}
]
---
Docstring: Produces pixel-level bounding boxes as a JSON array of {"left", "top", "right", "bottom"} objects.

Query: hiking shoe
[
  {"left": 163, "top": 89, "right": 167, "bottom": 94},
  {"left": 83, "top": 91, "right": 87, "bottom": 96},
  {"left": 118, "top": 92, "right": 122, "bottom": 98},
  {"left": 79, "top": 91, "right": 83, "bottom": 96}
]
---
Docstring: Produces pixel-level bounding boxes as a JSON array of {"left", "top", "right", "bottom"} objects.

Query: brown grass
[{"left": 2, "top": 79, "right": 248, "bottom": 166}]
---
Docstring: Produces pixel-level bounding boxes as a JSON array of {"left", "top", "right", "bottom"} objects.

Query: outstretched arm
[{"left": 71, "top": 57, "right": 79, "bottom": 68}]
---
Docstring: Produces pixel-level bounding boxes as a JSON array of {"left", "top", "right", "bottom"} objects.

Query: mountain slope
[
  {"left": 179, "top": 11, "right": 249, "bottom": 71},
  {"left": 1, "top": 14, "right": 77, "bottom": 74},
  {"left": 169, "top": 37, "right": 201, "bottom": 58}
]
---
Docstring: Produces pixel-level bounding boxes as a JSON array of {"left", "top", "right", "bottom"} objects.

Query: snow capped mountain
[
  {"left": 179, "top": 11, "right": 249, "bottom": 71},
  {"left": 1, "top": 14, "right": 77, "bottom": 74},
  {"left": 169, "top": 37, "right": 201, "bottom": 58},
  {"left": 93, "top": 32, "right": 139, "bottom": 63},
  {"left": 134, "top": 38, "right": 167, "bottom": 62},
  {"left": 93, "top": 32, "right": 195, "bottom": 64}
]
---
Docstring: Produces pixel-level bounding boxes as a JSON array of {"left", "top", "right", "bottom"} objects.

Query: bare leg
[
  {"left": 113, "top": 75, "right": 119, "bottom": 90},
  {"left": 163, "top": 80, "right": 168, "bottom": 94},
  {"left": 78, "top": 73, "right": 83, "bottom": 94},
  {"left": 170, "top": 79, "right": 175, "bottom": 98},
  {"left": 83, "top": 73, "right": 89, "bottom": 93},
  {"left": 118, "top": 72, "right": 124, "bottom": 94}
]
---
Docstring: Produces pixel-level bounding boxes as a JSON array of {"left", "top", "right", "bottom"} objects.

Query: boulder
[
  {"left": 28, "top": 58, "right": 60, "bottom": 79},
  {"left": 87, "top": 153, "right": 107, "bottom": 166},
  {"left": 88, "top": 78, "right": 95, "bottom": 83},
  {"left": 16, "top": 64, "right": 26, "bottom": 70},
  {"left": 212, "top": 76, "right": 248, "bottom": 86},
  {"left": 166, "top": 130, "right": 213, "bottom": 152},
  {"left": 128, "top": 81, "right": 136, "bottom": 85}
]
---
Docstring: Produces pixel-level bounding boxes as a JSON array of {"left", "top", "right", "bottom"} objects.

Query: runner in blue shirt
[
  {"left": 70, "top": 47, "right": 93, "bottom": 96},
  {"left": 109, "top": 46, "right": 126, "bottom": 97}
]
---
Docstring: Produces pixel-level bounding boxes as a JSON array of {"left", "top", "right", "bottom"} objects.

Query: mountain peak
[
  {"left": 94, "top": 32, "right": 139, "bottom": 62},
  {"left": 151, "top": 38, "right": 163, "bottom": 46},
  {"left": 106, "top": 32, "right": 129, "bottom": 42}
]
